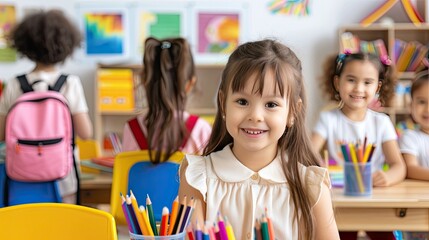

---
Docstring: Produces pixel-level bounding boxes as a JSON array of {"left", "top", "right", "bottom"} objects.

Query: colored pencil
[
  {"left": 202, "top": 225, "right": 210, "bottom": 240},
  {"left": 213, "top": 222, "right": 221, "bottom": 240},
  {"left": 146, "top": 194, "right": 158, "bottom": 235},
  {"left": 120, "top": 193, "right": 133, "bottom": 233},
  {"left": 172, "top": 195, "right": 187, "bottom": 234},
  {"left": 254, "top": 219, "right": 262, "bottom": 240},
  {"left": 206, "top": 222, "right": 217, "bottom": 240},
  {"left": 160, "top": 206, "right": 169, "bottom": 236},
  {"left": 362, "top": 143, "right": 373, "bottom": 163},
  {"left": 126, "top": 195, "right": 141, "bottom": 234},
  {"left": 187, "top": 225, "right": 195, "bottom": 240},
  {"left": 195, "top": 220, "right": 203, "bottom": 240},
  {"left": 260, "top": 216, "right": 270, "bottom": 240},
  {"left": 168, "top": 196, "right": 179, "bottom": 235},
  {"left": 225, "top": 217, "right": 236, "bottom": 240},
  {"left": 179, "top": 197, "right": 196, "bottom": 233},
  {"left": 217, "top": 213, "right": 229, "bottom": 240},
  {"left": 265, "top": 209, "right": 275, "bottom": 240},
  {"left": 348, "top": 143, "right": 365, "bottom": 193},
  {"left": 367, "top": 144, "right": 376, "bottom": 163},
  {"left": 139, "top": 206, "right": 154, "bottom": 236},
  {"left": 130, "top": 190, "right": 150, "bottom": 235}
]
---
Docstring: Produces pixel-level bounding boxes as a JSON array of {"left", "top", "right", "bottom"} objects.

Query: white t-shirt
[
  {"left": 0, "top": 71, "right": 89, "bottom": 197},
  {"left": 0, "top": 71, "right": 88, "bottom": 115},
  {"left": 400, "top": 129, "right": 429, "bottom": 167},
  {"left": 184, "top": 144, "right": 329, "bottom": 240},
  {"left": 313, "top": 109, "right": 397, "bottom": 171}
]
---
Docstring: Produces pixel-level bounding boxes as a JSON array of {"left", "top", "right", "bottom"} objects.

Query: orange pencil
[
  {"left": 265, "top": 208, "right": 275, "bottom": 240},
  {"left": 168, "top": 196, "right": 179, "bottom": 235},
  {"left": 159, "top": 206, "right": 169, "bottom": 236}
]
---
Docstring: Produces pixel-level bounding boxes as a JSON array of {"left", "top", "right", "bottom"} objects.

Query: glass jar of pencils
[
  {"left": 343, "top": 161, "right": 372, "bottom": 196},
  {"left": 129, "top": 230, "right": 186, "bottom": 240}
]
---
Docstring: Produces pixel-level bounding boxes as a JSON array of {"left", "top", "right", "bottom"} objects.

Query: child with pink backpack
[{"left": 0, "top": 10, "right": 92, "bottom": 204}]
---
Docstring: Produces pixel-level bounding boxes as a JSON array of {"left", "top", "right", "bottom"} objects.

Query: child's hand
[{"left": 372, "top": 170, "right": 390, "bottom": 187}]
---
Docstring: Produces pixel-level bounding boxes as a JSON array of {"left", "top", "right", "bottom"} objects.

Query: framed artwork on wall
[
  {"left": 76, "top": 3, "right": 131, "bottom": 62},
  {"left": 0, "top": 4, "right": 17, "bottom": 62},
  {"left": 190, "top": 2, "right": 249, "bottom": 65},
  {"left": 133, "top": 2, "right": 190, "bottom": 59}
]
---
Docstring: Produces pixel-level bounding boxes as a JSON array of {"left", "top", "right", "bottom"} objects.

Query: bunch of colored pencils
[
  {"left": 186, "top": 212, "right": 236, "bottom": 240},
  {"left": 339, "top": 139, "right": 376, "bottom": 193},
  {"left": 120, "top": 192, "right": 195, "bottom": 236},
  {"left": 253, "top": 210, "right": 275, "bottom": 240}
]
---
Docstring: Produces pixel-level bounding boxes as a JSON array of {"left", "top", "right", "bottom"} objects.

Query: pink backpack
[{"left": 5, "top": 75, "right": 74, "bottom": 182}]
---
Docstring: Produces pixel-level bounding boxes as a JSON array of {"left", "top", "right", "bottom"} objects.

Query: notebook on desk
[
  {"left": 91, "top": 156, "right": 115, "bottom": 168},
  {"left": 80, "top": 160, "right": 113, "bottom": 173}
]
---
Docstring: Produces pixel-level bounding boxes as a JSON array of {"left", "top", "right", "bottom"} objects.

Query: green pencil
[
  {"left": 146, "top": 194, "right": 158, "bottom": 235},
  {"left": 261, "top": 216, "right": 270, "bottom": 240}
]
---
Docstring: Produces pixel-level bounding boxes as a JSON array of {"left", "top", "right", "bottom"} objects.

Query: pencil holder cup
[
  {"left": 344, "top": 162, "right": 372, "bottom": 196},
  {"left": 129, "top": 231, "right": 186, "bottom": 240}
]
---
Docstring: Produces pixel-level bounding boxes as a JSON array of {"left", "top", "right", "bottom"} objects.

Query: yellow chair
[
  {"left": 0, "top": 203, "right": 117, "bottom": 240},
  {"left": 76, "top": 138, "right": 102, "bottom": 160},
  {"left": 76, "top": 137, "right": 102, "bottom": 173},
  {"left": 110, "top": 150, "right": 184, "bottom": 225}
]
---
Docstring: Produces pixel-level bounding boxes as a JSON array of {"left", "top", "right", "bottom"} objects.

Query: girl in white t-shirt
[
  {"left": 179, "top": 39, "right": 339, "bottom": 240},
  {"left": 312, "top": 52, "right": 405, "bottom": 240},
  {"left": 400, "top": 69, "right": 429, "bottom": 180},
  {"left": 0, "top": 10, "right": 93, "bottom": 204},
  {"left": 312, "top": 52, "right": 405, "bottom": 187}
]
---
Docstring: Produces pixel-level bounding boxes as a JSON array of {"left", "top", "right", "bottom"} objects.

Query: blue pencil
[
  {"left": 120, "top": 193, "right": 133, "bottom": 233},
  {"left": 126, "top": 195, "right": 142, "bottom": 234}
]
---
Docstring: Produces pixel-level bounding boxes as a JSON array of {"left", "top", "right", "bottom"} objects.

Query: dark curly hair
[
  {"left": 9, "top": 9, "right": 81, "bottom": 64},
  {"left": 320, "top": 52, "right": 397, "bottom": 106}
]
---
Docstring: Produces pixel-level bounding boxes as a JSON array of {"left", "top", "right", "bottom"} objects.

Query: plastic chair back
[
  {"left": 76, "top": 138, "right": 102, "bottom": 174},
  {"left": 0, "top": 203, "right": 117, "bottom": 239},
  {"left": 0, "top": 162, "right": 62, "bottom": 206},
  {"left": 110, "top": 150, "right": 184, "bottom": 225},
  {"left": 0, "top": 163, "right": 5, "bottom": 207},
  {"left": 76, "top": 138, "right": 101, "bottom": 160}
]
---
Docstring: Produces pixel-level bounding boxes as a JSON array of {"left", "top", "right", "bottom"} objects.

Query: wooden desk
[
  {"left": 80, "top": 173, "right": 112, "bottom": 205},
  {"left": 332, "top": 180, "right": 429, "bottom": 231}
]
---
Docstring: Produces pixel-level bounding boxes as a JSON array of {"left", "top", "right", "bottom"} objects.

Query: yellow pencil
[
  {"left": 362, "top": 143, "right": 373, "bottom": 163},
  {"left": 130, "top": 191, "right": 150, "bottom": 235},
  {"left": 348, "top": 143, "right": 365, "bottom": 193},
  {"left": 139, "top": 205, "right": 154, "bottom": 236}
]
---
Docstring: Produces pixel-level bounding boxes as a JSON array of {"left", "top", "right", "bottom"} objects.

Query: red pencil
[{"left": 159, "top": 207, "right": 169, "bottom": 236}]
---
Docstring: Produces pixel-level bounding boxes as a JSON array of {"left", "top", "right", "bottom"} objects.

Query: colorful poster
[
  {"left": 77, "top": 4, "right": 130, "bottom": 61},
  {"left": 84, "top": 13, "right": 125, "bottom": 55},
  {"left": 191, "top": 3, "right": 248, "bottom": 64},
  {"left": 197, "top": 12, "right": 239, "bottom": 54},
  {"left": 135, "top": 3, "right": 188, "bottom": 58},
  {"left": 0, "top": 4, "right": 16, "bottom": 62},
  {"left": 137, "top": 11, "right": 182, "bottom": 54},
  {"left": 268, "top": 0, "right": 311, "bottom": 16}
]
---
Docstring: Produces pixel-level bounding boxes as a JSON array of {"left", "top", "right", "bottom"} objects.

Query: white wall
[{"left": 0, "top": 0, "right": 416, "bottom": 129}]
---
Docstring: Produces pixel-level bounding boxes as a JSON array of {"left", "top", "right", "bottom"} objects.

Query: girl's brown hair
[
  {"left": 204, "top": 39, "right": 320, "bottom": 239},
  {"left": 143, "top": 37, "right": 195, "bottom": 164},
  {"left": 321, "top": 52, "right": 397, "bottom": 106},
  {"left": 9, "top": 9, "right": 81, "bottom": 64},
  {"left": 411, "top": 68, "right": 429, "bottom": 98}
]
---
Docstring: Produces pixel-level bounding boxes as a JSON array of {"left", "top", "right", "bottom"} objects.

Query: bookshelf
[
  {"left": 339, "top": 23, "right": 429, "bottom": 124},
  {"left": 94, "top": 64, "right": 223, "bottom": 151}
]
